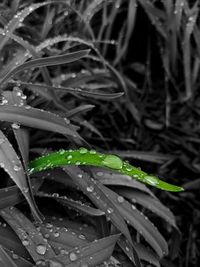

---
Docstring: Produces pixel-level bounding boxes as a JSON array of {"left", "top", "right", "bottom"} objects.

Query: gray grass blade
[
  {"left": 0, "top": 245, "right": 18, "bottom": 267},
  {"left": 0, "top": 50, "right": 90, "bottom": 85},
  {"left": 0, "top": 130, "right": 41, "bottom": 221},
  {"left": 0, "top": 104, "right": 82, "bottom": 142},
  {"left": 0, "top": 207, "right": 56, "bottom": 262}
]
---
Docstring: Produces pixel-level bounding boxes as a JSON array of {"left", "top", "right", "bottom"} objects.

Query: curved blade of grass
[
  {"left": 0, "top": 207, "right": 56, "bottom": 262},
  {"left": 117, "top": 236, "right": 160, "bottom": 267},
  {"left": 183, "top": 11, "right": 197, "bottom": 100},
  {"left": 114, "top": 0, "right": 137, "bottom": 64},
  {"left": 0, "top": 49, "right": 90, "bottom": 85},
  {"left": 0, "top": 2, "right": 51, "bottom": 50},
  {"left": 91, "top": 168, "right": 154, "bottom": 196},
  {"left": 46, "top": 234, "right": 120, "bottom": 267},
  {"left": 2, "top": 89, "right": 29, "bottom": 165},
  {"left": 101, "top": 185, "right": 168, "bottom": 258},
  {"left": 64, "top": 105, "right": 95, "bottom": 118},
  {"left": 12, "top": 81, "right": 124, "bottom": 100},
  {"left": 28, "top": 148, "right": 184, "bottom": 192},
  {"left": 0, "top": 130, "right": 41, "bottom": 221},
  {"left": 134, "top": 242, "right": 160, "bottom": 267},
  {"left": 0, "top": 105, "right": 82, "bottom": 142},
  {"left": 138, "top": 0, "right": 166, "bottom": 38},
  {"left": 36, "top": 191, "right": 105, "bottom": 217},
  {"left": 116, "top": 189, "right": 176, "bottom": 227}
]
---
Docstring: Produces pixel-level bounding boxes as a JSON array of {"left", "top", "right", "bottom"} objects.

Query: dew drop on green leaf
[
  {"left": 89, "top": 149, "right": 96, "bottom": 154},
  {"left": 79, "top": 147, "right": 88, "bottom": 154},
  {"left": 102, "top": 155, "right": 123, "bottom": 170},
  {"left": 145, "top": 175, "right": 159, "bottom": 186}
]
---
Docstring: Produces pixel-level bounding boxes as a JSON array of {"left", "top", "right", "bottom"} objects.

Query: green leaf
[{"left": 28, "top": 148, "right": 184, "bottom": 192}]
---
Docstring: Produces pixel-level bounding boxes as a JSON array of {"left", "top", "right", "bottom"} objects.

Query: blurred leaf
[{"left": 0, "top": 245, "right": 18, "bottom": 267}]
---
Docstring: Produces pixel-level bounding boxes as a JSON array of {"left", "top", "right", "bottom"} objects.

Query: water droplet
[
  {"left": 0, "top": 162, "right": 5, "bottom": 168},
  {"left": 132, "top": 205, "right": 136, "bottom": 210},
  {"left": 36, "top": 259, "right": 46, "bottom": 266},
  {"left": 22, "top": 239, "right": 29, "bottom": 246},
  {"left": 117, "top": 196, "right": 124, "bottom": 203},
  {"left": 79, "top": 147, "right": 88, "bottom": 154},
  {"left": 107, "top": 207, "right": 113, "bottom": 214},
  {"left": 79, "top": 234, "right": 86, "bottom": 240},
  {"left": 12, "top": 123, "right": 20, "bottom": 129},
  {"left": 145, "top": 175, "right": 159, "bottom": 186},
  {"left": 12, "top": 253, "right": 19, "bottom": 259},
  {"left": 46, "top": 223, "right": 53, "bottom": 228},
  {"left": 14, "top": 165, "right": 21, "bottom": 171},
  {"left": 126, "top": 166, "right": 133, "bottom": 172},
  {"left": 67, "top": 155, "right": 72, "bottom": 160},
  {"left": 0, "top": 138, "right": 5, "bottom": 144},
  {"left": 69, "top": 252, "right": 77, "bottom": 261},
  {"left": 125, "top": 246, "right": 130, "bottom": 251},
  {"left": 102, "top": 155, "right": 123, "bottom": 170},
  {"left": 96, "top": 171, "right": 103, "bottom": 177},
  {"left": 54, "top": 232, "right": 60, "bottom": 237},
  {"left": 89, "top": 149, "right": 96, "bottom": 154},
  {"left": 59, "top": 149, "right": 65, "bottom": 155},
  {"left": 1, "top": 98, "right": 8, "bottom": 105},
  {"left": 36, "top": 244, "right": 47, "bottom": 255},
  {"left": 86, "top": 186, "right": 94, "bottom": 192},
  {"left": 77, "top": 173, "right": 83, "bottom": 178},
  {"left": 49, "top": 260, "right": 63, "bottom": 267},
  {"left": 23, "top": 187, "right": 29, "bottom": 193},
  {"left": 52, "top": 193, "right": 59, "bottom": 198}
]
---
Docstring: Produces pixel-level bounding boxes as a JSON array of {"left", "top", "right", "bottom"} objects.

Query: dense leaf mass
[{"left": 0, "top": 0, "right": 198, "bottom": 267}]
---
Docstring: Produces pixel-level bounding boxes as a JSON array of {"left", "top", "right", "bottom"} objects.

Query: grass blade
[
  {"left": 0, "top": 130, "right": 41, "bottom": 221},
  {"left": 0, "top": 245, "right": 18, "bottom": 267},
  {"left": 0, "top": 50, "right": 90, "bottom": 86},
  {"left": 0, "top": 207, "right": 56, "bottom": 262},
  {"left": 47, "top": 234, "right": 120, "bottom": 267},
  {"left": 0, "top": 105, "right": 82, "bottom": 142}
]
